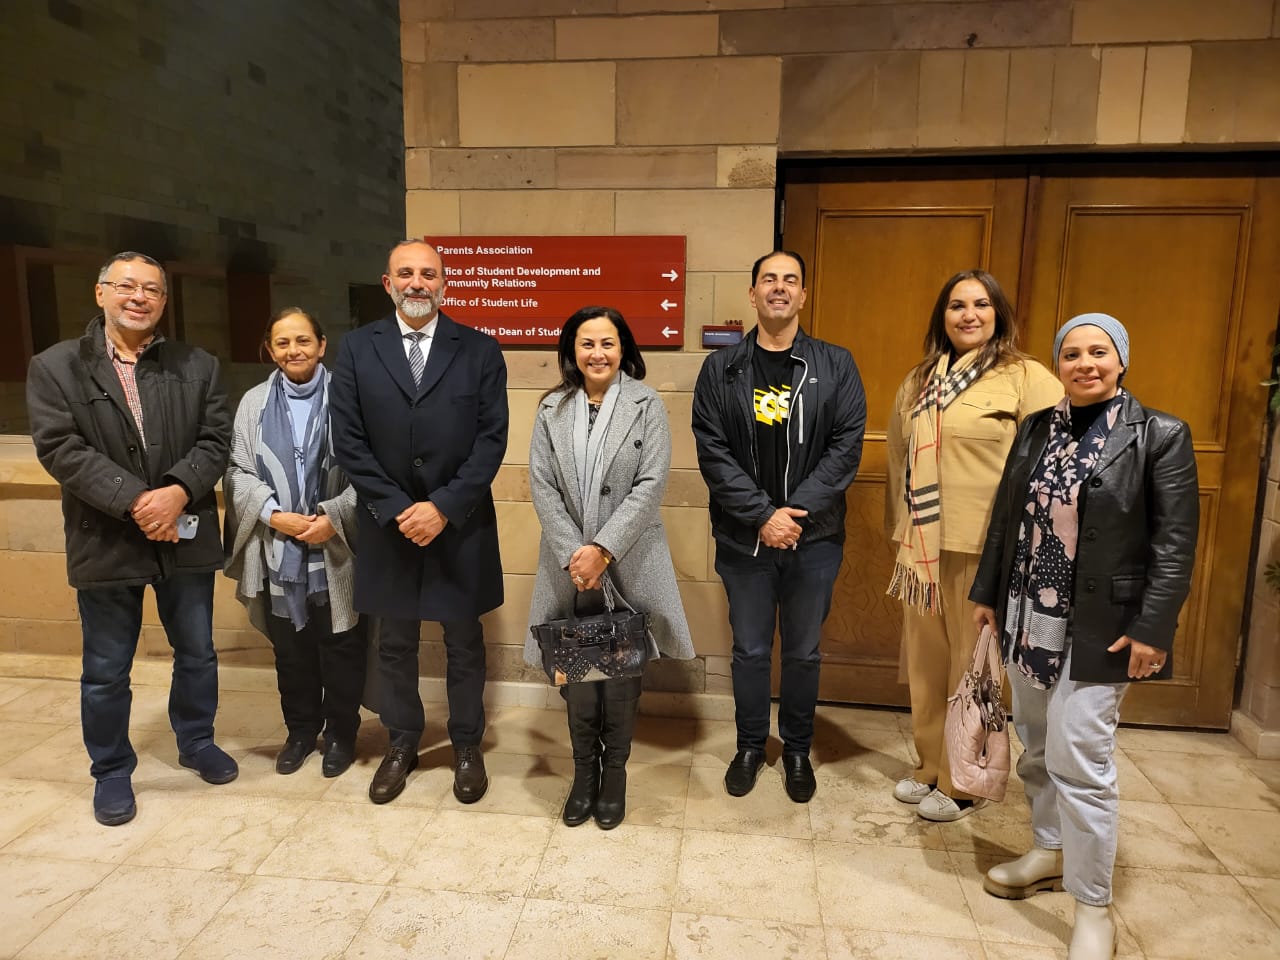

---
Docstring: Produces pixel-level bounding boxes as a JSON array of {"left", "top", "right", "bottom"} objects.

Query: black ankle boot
[
  {"left": 595, "top": 676, "right": 641, "bottom": 830},
  {"left": 561, "top": 682, "right": 604, "bottom": 827}
]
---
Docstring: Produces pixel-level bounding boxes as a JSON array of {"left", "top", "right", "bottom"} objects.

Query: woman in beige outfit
[{"left": 885, "top": 270, "right": 1061, "bottom": 821}]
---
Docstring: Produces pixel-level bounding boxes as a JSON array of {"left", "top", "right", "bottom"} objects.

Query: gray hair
[{"left": 97, "top": 251, "right": 168, "bottom": 292}]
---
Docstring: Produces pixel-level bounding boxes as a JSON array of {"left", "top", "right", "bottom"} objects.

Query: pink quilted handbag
[{"left": 944, "top": 625, "right": 1010, "bottom": 802}]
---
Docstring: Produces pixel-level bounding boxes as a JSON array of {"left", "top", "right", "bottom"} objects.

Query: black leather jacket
[
  {"left": 691, "top": 326, "right": 866, "bottom": 554},
  {"left": 970, "top": 392, "right": 1199, "bottom": 684}
]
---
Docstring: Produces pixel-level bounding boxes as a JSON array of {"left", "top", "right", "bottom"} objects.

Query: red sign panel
[{"left": 424, "top": 235, "right": 686, "bottom": 347}]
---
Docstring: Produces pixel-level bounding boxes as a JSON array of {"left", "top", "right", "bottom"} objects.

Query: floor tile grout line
[
  {"left": 7, "top": 855, "right": 131, "bottom": 958},
  {"left": 495, "top": 891, "right": 530, "bottom": 960},
  {"left": 168, "top": 870, "right": 253, "bottom": 960},
  {"left": 516, "top": 805, "right": 560, "bottom": 900},
  {"left": 327, "top": 879, "right": 390, "bottom": 960},
  {"left": 1236, "top": 876, "right": 1280, "bottom": 934},
  {"left": 806, "top": 817, "right": 830, "bottom": 940},
  {"left": 1164, "top": 798, "right": 1240, "bottom": 879}
]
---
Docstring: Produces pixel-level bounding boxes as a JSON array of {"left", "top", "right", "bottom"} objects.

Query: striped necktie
[{"left": 405, "top": 331, "right": 427, "bottom": 387}]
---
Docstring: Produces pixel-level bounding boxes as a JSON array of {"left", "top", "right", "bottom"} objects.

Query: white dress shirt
[{"left": 396, "top": 313, "right": 438, "bottom": 366}]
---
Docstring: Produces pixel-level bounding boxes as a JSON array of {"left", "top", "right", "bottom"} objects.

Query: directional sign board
[{"left": 425, "top": 235, "right": 686, "bottom": 347}]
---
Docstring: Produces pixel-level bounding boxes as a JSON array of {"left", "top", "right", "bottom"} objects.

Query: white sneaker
[
  {"left": 893, "top": 777, "right": 934, "bottom": 804},
  {"left": 1068, "top": 903, "right": 1116, "bottom": 960},
  {"left": 916, "top": 788, "right": 986, "bottom": 822}
]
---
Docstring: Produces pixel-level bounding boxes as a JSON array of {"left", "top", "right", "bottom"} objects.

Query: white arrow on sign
[
  {"left": 661, "top": 269, "right": 679, "bottom": 282},
  {"left": 661, "top": 326, "right": 678, "bottom": 339},
  {"left": 660, "top": 299, "right": 677, "bottom": 311}
]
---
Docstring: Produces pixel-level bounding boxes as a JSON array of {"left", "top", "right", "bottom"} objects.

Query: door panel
[
  {"left": 1024, "top": 168, "right": 1280, "bottom": 726},
  {"left": 784, "top": 169, "right": 1028, "bottom": 706},
  {"left": 1054, "top": 206, "right": 1245, "bottom": 442}
]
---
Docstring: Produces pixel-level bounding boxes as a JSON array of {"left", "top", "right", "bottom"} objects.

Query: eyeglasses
[{"left": 99, "top": 280, "right": 166, "bottom": 300}]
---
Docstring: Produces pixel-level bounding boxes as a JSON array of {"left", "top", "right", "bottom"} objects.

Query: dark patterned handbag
[{"left": 531, "top": 574, "right": 652, "bottom": 686}]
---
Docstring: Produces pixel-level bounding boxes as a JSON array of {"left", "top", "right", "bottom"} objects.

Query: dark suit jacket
[
  {"left": 330, "top": 311, "right": 508, "bottom": 620},
  {"left": 970, "top": 392, "right": 1199, "bottom": 684}
]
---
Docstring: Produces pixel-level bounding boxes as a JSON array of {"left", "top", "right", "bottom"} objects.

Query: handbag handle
[
  {"left": 971, "top": 625, "right": 1006, "bottom": 731},
  {"left": 564, "top": 571, "right": 636, "bottom": 633},
  {"left": 972, "top": 625, "right": 1001, "bottom": 680}
]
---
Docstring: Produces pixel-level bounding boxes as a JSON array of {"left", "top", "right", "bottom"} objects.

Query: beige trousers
[{"left": 901, "top": 550, "right": 981, "bottom": 800}]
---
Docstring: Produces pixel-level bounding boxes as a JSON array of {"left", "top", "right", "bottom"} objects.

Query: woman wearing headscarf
[
  {"left": 970, "top": 313, "right": 1199, "bottom": 959},
  {"left": 224, "top": 307, "right": 366, "bottom": 778},
  {"left": 525, "top": 306, "right": 694, "bottom": 830},
  {"left": 886, "top": 270, "right": 1062, "bottom": 822}
]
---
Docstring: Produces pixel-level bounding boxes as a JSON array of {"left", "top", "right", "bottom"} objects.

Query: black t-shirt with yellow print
[{"left": 752, "top": 345, "right": 793, "bottom": 507}]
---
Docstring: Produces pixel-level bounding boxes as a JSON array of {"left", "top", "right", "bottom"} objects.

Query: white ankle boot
[
  {"left": 983, "top": 847, "right": 1064, "bottom": 899},
  {"left": 1068, "top": 902, "right": 1116, "bottom": 959}
]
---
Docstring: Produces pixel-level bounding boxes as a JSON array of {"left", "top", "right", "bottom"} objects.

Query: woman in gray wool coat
[{"left": 525, "top": 306, "right": 695, "bottom": 830}]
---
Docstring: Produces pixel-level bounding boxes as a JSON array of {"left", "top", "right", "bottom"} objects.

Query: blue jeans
[
  {"left": 714, "top": 538, "right": 843, "bottom": 754},
  {"left": 76, "top": 572, "right": 219, "bottom": 781}
]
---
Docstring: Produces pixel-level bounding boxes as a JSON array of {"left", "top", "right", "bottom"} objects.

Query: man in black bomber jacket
[{"left": 692, "top": 250, "right": 866, "bottom": 804}]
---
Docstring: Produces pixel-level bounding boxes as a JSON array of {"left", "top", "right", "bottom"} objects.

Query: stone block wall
[
  {"left": 399, "top": 0, "right": 1280, "bottom": 699},
  {"left": 0, "top": 0, "right": 406, "bottom": 430}
]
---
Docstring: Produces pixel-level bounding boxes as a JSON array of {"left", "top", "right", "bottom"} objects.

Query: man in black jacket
[
  {"left": 692, "top": 250, "right": 866, "bottom": 803},
  {"left": 27, "top": 251, "right": 236, "bottom": 827}
]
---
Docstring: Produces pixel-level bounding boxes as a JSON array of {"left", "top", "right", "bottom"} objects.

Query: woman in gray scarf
[
  {"left": 224, "top": 308, "right": 365, "bottom": 778},
  {"left": 525, "top": 307, "right": 694, "bottom": 830}
]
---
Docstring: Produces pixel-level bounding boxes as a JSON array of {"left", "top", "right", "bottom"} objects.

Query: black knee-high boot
[
  {"left": 596, "top": 675, "right": 642, "bottom": 830},
  {"left": 561, "top": 681, "right": 604, "bottom": 826}
]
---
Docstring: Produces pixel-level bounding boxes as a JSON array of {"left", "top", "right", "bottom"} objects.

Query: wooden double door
[{"left": 783, "top": 159, "right": 1280, "bottom": 727}]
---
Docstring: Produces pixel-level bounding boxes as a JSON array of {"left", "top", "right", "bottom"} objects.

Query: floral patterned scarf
[{"left": 1005, "top": 391, "right": 1125, "bottom": 689}]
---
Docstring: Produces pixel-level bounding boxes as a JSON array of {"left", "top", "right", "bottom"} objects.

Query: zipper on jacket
[
  {"left": 733, "top": 347, "right": 764, "bottom": 557},
  {"left": 782, "top": 352, "right": 809, "bottom": 502}
]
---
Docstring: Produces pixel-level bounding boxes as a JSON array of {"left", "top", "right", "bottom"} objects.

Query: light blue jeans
[{"left": 1010, "top": 645, "right": 1128, "bottom": 906}]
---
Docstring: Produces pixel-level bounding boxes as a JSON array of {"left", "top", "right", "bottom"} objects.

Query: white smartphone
[{"left": 177, "top": 514, "right": 200, "bottom": 540}]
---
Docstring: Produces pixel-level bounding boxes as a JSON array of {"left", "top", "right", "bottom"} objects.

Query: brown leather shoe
[
  {"left": 368, "top": 745, "right": 418, "bottom": 804},
  {"left": 452, "top": 745, "right": 488, "bottom": 804}
]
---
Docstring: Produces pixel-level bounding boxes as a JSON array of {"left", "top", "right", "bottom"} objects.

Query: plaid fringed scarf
[{"left": 887, "top": 350, "right": 992, "bottom": 614}]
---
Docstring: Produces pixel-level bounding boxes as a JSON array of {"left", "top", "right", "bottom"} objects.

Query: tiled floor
[{"left": 1, "top": 673, "right": 1278, "bottom": 960}]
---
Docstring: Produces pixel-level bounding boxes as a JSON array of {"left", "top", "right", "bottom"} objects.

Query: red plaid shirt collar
[{"left": 105, "top": 331, "right": 160, "bottom": 443}]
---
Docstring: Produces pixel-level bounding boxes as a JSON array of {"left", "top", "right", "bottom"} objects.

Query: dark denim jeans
[
  {"left": 76, "top": 572, "right": 219, "bottom": 781},
  {"left": 714, "top": 538, "right": 843, "bottom": 755}
]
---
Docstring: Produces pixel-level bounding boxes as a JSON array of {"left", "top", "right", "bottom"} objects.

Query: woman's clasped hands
[
  {"left": 567, "top": 544, "right": 610, "bottom": 592},
  {"left": 269, "top": 511, "right": 336, "bottom": 545}
]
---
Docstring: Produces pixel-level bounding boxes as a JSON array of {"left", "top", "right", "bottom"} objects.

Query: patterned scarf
[
  {"left": 573, "top": 375, "right": 621, "bottom": 542},
  {"left": 257, "top": 366, "right": 331, "bottom": 630},
  {"left": 1005, "top": 391, "right": 1125, "bottom": 688},
  {"left": 887, "top": 349, "right": 992, "bottom": 613}
]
